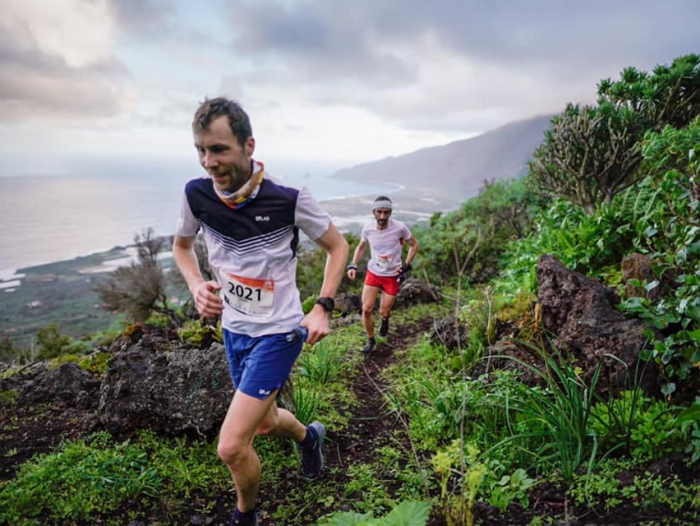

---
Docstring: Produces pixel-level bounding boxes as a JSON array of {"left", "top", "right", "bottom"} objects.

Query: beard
[{"left": 211, "top": 163, "right": 251, "bottom": 193}]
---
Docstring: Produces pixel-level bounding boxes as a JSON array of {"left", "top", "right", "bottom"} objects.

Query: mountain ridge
[{"left": 333, "top": 113, "right": 554, "bottom": 200}]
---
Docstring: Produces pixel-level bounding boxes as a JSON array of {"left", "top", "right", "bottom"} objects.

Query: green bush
[
  {"left": 617, "top": 119, "right": 700, "bottom": 394},
  {"left": 414, "top": 179, "right": 540, "bottom": 286}
]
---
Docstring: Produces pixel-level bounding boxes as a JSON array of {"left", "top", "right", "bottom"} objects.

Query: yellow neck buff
[{"left": 214, "top": 161, "right": 265, "bottom": 209}]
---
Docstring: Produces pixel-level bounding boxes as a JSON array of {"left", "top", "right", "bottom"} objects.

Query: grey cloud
[
  {"left": 227, "top": 2, "right": 417, "bottom": 85},
  {"left": 108, "top": 0, "right": 178, "bottom": 36},
  {"left": 224, "top": 0, "right": 699, "bottom": 132},
  {"left": 0, "top": 26, "right": 126, "bottom": 123}
]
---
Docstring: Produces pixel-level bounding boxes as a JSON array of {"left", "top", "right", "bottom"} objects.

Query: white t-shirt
[
  {"left": 175, "top": 165, "right": 331, "bottom": 337},
  {"left": 361, "top": 218, "right": 412, "bottom": 277}
]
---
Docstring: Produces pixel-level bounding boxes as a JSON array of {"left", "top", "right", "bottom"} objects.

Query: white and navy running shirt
[
  {"left": 361, "top": 218, "right": 412, "bottom": 277},
  {"left": 175, "top": 163, "right": 331, "bottom": 337}
]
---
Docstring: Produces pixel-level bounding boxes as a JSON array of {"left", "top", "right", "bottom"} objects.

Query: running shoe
[
  {"left": 379, "top": 317, "right": 389, "bottom": 337},
  {"left": 231, "top": 510, "right": 258, "bottom": 526},
  {"left": 300, "top": 421, "right": 325, "bottom": 479},
  {"left": 360, "top": 339, "right": 376, "bottom": 353}
]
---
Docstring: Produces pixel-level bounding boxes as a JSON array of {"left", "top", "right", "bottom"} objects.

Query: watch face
[{"left": 317, "top": 297, "right": 334, "bottom": 312}]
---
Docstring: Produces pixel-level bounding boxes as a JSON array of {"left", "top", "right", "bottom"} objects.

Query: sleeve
[
  {"left": 402, "top": 222, "right": 413, "bottom": 240},
  {"left": 360, "top": 223, "right": 369, "bottom": 243},
  {"left": 294, "top": 186, "right": 332, "bottom": 241},
  {"left": 174, "top": 192, "right": 200, "bottom": 237}
]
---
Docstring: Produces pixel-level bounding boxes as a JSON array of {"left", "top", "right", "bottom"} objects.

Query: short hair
[{"left": 192, "top": 97, "right": 253, "bottom": 146}]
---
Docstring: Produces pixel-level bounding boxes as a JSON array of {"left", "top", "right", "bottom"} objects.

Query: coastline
[{"left": 0, "top": 186, "right": 459, "bottom": 282}]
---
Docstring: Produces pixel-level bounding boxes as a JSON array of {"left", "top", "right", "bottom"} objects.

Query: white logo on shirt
[{"left": 255, "top": 216, "right": 270, "bottom": 222}]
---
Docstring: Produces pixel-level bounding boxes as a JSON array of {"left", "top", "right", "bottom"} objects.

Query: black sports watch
[{"left": 315, "top": 296, "right": 335, "bottom": 313}]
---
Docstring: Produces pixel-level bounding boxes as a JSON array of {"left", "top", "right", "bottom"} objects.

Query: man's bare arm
[
  {"left": 302, "top": 224, "right": 349, "bottom": 344},
  {"left": 346, "top": 239, "right": 367, "bottom": 280},
  {"left": 173, "top": 235, "right": 223, "bottom": 317},
  {"left": 405, "top": 236, "right": 419, "bottom": 266}
]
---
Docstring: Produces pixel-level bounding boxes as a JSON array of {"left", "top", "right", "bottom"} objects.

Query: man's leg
[
  {"left": 218, "top": 389, "right": 305, "bottom": 513},
  {"left": 361, "top": 284, "right": 380, "bottom": 338},
  {"left": 378, "top": 293, "right": 397, "bottom": 337},
  {"left": 258, "top": 397, "right": 325, "bottom": 479},
  {"left": 360, "top": 284, "right": 380, "bottom": 353}
]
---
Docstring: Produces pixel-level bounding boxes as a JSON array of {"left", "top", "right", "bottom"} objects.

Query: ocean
[{"left": 0, "top": 171, "right": 395, "bottom": 279}]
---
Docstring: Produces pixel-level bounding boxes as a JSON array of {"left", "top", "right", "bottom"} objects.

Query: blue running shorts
[{"left": 223, "top": 328, "right": 307, "bottom": 399}]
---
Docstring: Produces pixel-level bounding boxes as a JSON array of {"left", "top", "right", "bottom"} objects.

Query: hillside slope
[{"left": 333, "top": 114, "right": 553, "bottom": 200}]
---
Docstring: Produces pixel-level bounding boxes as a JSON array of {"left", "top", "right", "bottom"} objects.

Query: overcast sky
[{"left": 1, "top": 0, "right": 698, "bottom": 177}]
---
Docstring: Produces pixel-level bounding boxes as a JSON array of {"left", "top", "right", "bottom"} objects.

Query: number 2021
[{"left": 228, "top": 283, "right": 262, "bottom": 301}]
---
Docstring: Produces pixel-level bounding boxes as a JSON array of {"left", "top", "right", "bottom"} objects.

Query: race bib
[
  {"left": 377, "top": 254, "right": 392, "bottom": 270},
  {"left": 222, "top": 272, "right": 274, "bottom": 318}
]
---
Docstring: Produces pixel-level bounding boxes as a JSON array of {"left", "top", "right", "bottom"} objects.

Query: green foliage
[
  {"left": 568, "top": 458, "right": 636, "bottom": 509},
  {"left": 291, "top": 383, "right": 321, "bottom": 425},
  {"left": 414, "top": 179, "right": 539, "bottom": 285},
  {"left": 77, "top": 351, "right": 111, "bottom": 375},
  {"left": 503, "top": 194, "right": 635, "bottom": 288},
  {"left": 0, "top": 388, "right": 18, "bottom": 404},
  {"left": 178, "top": 318, "right": 222, "bottom": 347},
  {"left": 430, "top": 440, "right": 486, "bottom": 526},
  {"left": 296, "top": 338, "right": 346, "bottom": 385},
  {"left": 589, "top": 390, "right": 687, "bottom": 462},
  {"left": 316, "top": 500, "right": 430, "bottom": 526},
  {"left": 0, "top": 432, "right": 161, "bottom": 524},
  {"left": 529, "top": 102, "right": 646, "bottom": 214},
  {"left": 0, "top": 429, "right": 233, "bottom": 525},
  {"left": 90, "top": 316, "right": 130, "bottom": 348},
  {"left": 588, "top": 389, "right": 646, "bottom": 458},
  {"left": 597, "top": 54, "right": 700, "bottom": 130},
  {"left": 628, "top": 400, "right": 684, "bottom": 462},
  {"left": 35, "top": 323, "right": 73, "bottom": 360},
  {"left": 302, "top": 294, "right": 318, "bottom": 315},
  {"left": 297, "top": 233, "right": 362, "bottom": 300},
  {"left": 487, "top": 467, "right": 536, "bottom": 511},
  {"left": 390, "top": 373, "right": 467, "bottom": 450},
  {"left": 616, "top": 118, "right": 700, "bottom": 391},
  {"left": 641, "top": 118, "right": 700, "bottom": 202},
  {"left": 137, "top": 430, "right": 228, "bottom": 502},
  {"left": 569, "top": 458, "right": 700, "bottom": 518},
  {"left": 675, "top": 401, "right": 700, "bottom": 463},
  {"left": 341, "top": 462, "right": 396, "bottom": 512},
  {"left": 456, "top": 287, "right": 502, "bottom": 361},
  {"left": 386, "top": 336, "right": 519, "bottom": 453},
  {"left": 492, "top": 342, "right": 608, "bottom": 482},
  {"left": 0, "top": 336, "right": 16, "bottom": 363},
  {"left": 529, "top": 54, "right": 700, "bottom": 215}
]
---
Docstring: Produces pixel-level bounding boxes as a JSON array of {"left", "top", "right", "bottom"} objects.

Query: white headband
[{"left": 373, "top": 199, "right": 392, "bottom": 210}]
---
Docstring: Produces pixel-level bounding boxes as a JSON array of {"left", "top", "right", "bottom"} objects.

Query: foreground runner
[
  {"left": 173, "top": 97, "right": 348, "bottom": 526},
  {"left": 346, "top": 196, "right": 419, "bottom": 353}
]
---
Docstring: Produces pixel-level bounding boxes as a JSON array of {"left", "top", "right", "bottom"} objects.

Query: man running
[
  {"left": 173, "top": 97, "right": 349, "bottom": 526},
  {"left": 346, "top": 196, "right": 419, "bottom": 353}
]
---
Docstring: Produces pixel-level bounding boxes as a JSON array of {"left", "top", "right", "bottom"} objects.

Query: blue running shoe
[{"left": 300, "top": 421, "right": 325, "bottom": 479}]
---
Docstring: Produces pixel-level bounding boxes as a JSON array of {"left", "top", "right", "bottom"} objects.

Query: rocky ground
[{"left": 1, "top": 315, "right": 699, "bottom": 525}]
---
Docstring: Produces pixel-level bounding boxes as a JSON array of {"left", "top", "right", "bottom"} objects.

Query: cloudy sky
[{"left": 1, "top": 0, "right": 698, "bottom": 178}]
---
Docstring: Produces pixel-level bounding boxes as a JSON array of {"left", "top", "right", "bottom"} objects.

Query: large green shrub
[
  {"left": 415, "top": 179, "right": 540, "bottom": 286},
  {"left": 529, "top": 54, "right": 700, "bottom": 214},
  {"left": 618, "top": 119, "right": 700, "bottom": 397}
]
